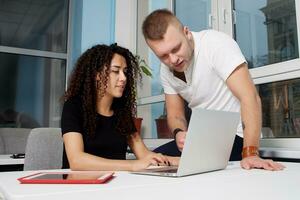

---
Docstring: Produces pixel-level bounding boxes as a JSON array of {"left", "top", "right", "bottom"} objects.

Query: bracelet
[
  {"left": 242, "top": 146, "right": 259, "bottom": 159},
  {"left": 173, "top": 128, "right": 183, "bottom": 139}
]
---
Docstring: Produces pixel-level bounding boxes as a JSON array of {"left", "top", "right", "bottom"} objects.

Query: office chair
[
  {"left": 23, "top": 128, "right": 63, "bottom": 170},
  {"left": 0, "top": 128, "right": 31, "bottom": 154}
]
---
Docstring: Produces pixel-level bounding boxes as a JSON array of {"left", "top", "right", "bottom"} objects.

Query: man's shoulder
[
  {"left": 194, "top": 29, "right": 230, "bottom": 41},
  {"left": 194, "top": 30, "right": 234, "bottom": 53}
]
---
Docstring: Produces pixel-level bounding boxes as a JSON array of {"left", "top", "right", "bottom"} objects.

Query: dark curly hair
[{"left": 63, "top": 44, "right": 141, "bottom": 137}]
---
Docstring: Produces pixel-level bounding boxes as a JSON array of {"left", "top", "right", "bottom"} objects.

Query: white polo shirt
[{"left": 160, "top": 30, "right": 246, "bottom": 137}]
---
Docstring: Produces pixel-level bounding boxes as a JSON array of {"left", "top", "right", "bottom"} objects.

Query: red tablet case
[{"left": 18, "top": 171, "right": 114, "bottom": 184}]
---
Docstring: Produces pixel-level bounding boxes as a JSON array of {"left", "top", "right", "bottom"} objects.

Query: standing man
[{"left": 142, "top": 9, "right": 284, "bottom": 170}]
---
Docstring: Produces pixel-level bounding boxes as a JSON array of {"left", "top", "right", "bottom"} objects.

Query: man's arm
[
  {"left": 226, "top": 63, "right": 284, "bottom": 170},
  {"left": 165, "top": 94, "right": 188, "bottom": 151},
  {"left": 227, "top": 63, "right": 261, "bottom": 148}
]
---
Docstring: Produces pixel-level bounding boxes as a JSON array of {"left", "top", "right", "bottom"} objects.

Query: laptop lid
[
  {"left": 176, "top": 108, "right": 240, "bottom": 176},
  {"left": 133, "top": 108, "right": 240, "bottom": 177}
]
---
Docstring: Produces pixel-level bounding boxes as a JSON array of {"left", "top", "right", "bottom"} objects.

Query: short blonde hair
[{"left": 142, "top": 9, "right": 183, "bottom": 40}]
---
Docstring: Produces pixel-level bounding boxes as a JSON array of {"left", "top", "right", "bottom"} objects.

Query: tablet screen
[
  {"left": 28, "top": 172, "right": 106, "bottom": 180},
  {"left": 19, "top": 171, "right": 114, "bottom": 184},
  {"left": 28, "top": 174, "right": 68, "bottom": 180}
]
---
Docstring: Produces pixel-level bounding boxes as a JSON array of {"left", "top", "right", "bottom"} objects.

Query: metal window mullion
[
  {"left": 295, "top": 0, "right": 300, "bottom": 60},
  {"left": 137, "top": 94, "right": 165, "bottom": 106},
  {"left": 253, "top": 69, "right": 300, "bottom": 85},
  {"left": 66, "top": 0, "right": 73, "bottom": 90},
  {"left": 250, "top": 59, "right": 300, "bottom": 79},
  {"left": 0, "top": 46, "right": 67, "bottom": 59}
]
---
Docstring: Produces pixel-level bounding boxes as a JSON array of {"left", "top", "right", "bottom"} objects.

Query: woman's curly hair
[{"left": 63, "top": 44, "right": 141, "bottom": 137}]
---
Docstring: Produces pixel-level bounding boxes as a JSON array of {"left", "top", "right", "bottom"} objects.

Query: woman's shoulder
[
  {"left": 61, "top": 96, "right": 84, "bottom": 135},
  {"left": 65, "top": 96, "right": 82, "bottom": 105},
  {"left": 63, "top": 96, "right": 83, "bottom": 112}
]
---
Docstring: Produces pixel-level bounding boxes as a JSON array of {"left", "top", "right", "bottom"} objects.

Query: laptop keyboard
[{"left": 156, "top": 168, "right": 178, "bottom": 173}]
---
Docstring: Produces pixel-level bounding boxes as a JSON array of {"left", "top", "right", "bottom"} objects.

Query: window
[
  {"left": 0, "top": 0, "right": 69, "bottom": 52},
  {"left": 0, "top": 0, "right": 69, "bottom": 128},
  {"left": 136, "top": 0, "right": 171, "bottom": 138},
  {"left": 233, "top": 0, "right": 299, "bottom": 68},
  {"left": 258, "top": 78, "right": 300, "bottom": 138},
  {"left": 231, "top": 0, "right": 300, "bottom": 141},
  {"left": 175, "top": 0, "right": 212, "bottom": 31}
]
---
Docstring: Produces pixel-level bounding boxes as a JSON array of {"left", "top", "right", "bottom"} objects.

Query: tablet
[{"left": 18, "top": 171, "right": 114, "bottom": 184}]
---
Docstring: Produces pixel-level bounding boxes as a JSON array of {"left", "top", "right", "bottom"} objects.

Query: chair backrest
[
  {"left": 0, "top": 128, "right": 31, "bottom": 154},
  {"left": 23, "top": 128, "right": 63, "bottom": 171}
]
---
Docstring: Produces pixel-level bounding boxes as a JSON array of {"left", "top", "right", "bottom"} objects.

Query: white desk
[
  {"left": 0, "top": 162, "right": 299, "bottom": 200},
  {"left": 0, "top": 155, "right": 24, "bottom": 165}
]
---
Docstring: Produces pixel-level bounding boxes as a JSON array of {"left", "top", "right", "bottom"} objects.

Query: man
[{"left": 142, "top": 9, "right": 284, "bottom": 170}]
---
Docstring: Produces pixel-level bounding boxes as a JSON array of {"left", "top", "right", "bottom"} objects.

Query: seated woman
[{"left": 61, "top": 44, "right": 176, "bottom": 171}]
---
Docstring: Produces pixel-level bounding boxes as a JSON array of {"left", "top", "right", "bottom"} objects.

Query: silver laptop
[{"left": 132, "top": 108, "right": 240, "bottom": 177}]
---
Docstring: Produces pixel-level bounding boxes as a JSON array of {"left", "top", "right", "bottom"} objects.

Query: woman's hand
[
  {"left": 131, "top": 152, "right": 169, "bottom": 171},
  {"left": 165, "top": 156, "right": 180, "bottom": 166}
]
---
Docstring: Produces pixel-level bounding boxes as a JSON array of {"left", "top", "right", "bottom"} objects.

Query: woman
[{"left": 61, "top": 44, "right": 175, "bottom": 171}]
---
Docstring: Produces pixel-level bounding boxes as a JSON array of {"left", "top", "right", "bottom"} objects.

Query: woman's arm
[
  {"left": 127, "top": 132, "right": 151, "bottom": 159},
  {"left": 63, "top": 132, "right": 168, "bottom": 171},
  {"left": 64, "top": 132, "right": 132, "bottom": 171}
]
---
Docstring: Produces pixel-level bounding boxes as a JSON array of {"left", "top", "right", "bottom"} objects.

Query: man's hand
[
  {"left": 175, "top": 131, "right": 187, "bottom": 151},
  {"left": 240, "top": 156, "right": 285, "bottom": 171}
]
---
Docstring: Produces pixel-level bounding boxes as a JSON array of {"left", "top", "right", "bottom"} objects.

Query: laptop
[{"left": 132, "top": 108, "right": 240, "bottom": 177}]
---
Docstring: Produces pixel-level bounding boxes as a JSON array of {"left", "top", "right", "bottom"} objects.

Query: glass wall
[
  {"left": 175, "top": 0, "right": 211, "bottom": 31},
  {"left": 233, "top": 0, "right": 299, "bottom": 68},
  {"left": 136, "top": 0, "right": 170, "bottom": 138},
  {"left": 232, "top": 0, "right": 300, "bottom": 141},
  {"left": 0, "top": 53, "right": 66, "bottom": 128},
  {"left": 0, "top": 0, "right": 69, "bottom": 52},
  {"left": 138, "top": 102, "right": 170, "bottom": 138},
  {"left": 137, "top": 0, "right": 169, "bottom": 98},
  {"left": 258, "top": 78, "right": 300, "bottom": 138},
  {"left": 0, "top": 0, "right": 69, "bottom": 128}
]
